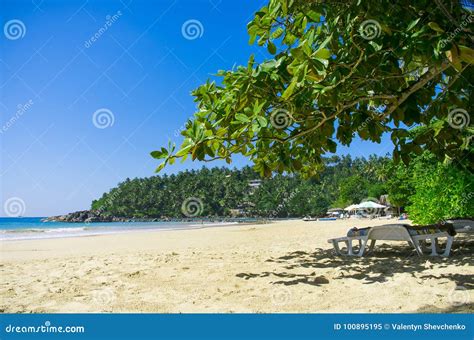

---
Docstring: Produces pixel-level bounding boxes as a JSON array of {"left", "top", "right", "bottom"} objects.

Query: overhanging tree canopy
[{"left": 152, "top": 0, "right": 473, "bottom": 177}]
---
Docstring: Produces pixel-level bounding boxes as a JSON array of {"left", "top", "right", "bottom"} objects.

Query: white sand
[{"left": 0, "top": 219, "right": 472, "bottom": 313}]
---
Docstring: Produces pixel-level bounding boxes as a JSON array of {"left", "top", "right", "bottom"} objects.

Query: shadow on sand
[{"left": 236, "top": 235, "right": 473, "bottom": 312}]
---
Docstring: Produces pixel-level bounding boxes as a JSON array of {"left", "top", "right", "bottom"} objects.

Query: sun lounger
[
  {"left": 445, "top": 218, "right": 474, "bottom": 234},
  {"left": 328, "top": 223, "right": 454, "bottom": 257}
]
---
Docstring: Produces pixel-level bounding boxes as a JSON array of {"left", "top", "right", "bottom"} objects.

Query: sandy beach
[{"left": 1, "top": 219, "right": 472, "bottom": 313}]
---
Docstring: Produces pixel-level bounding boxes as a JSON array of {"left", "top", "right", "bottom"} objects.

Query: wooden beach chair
[{"left": 328, "top": 224, "right": 454, "bottom": 257}]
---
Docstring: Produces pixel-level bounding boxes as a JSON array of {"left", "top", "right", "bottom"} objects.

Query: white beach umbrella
[
  {"left": 344, "top": 204, "right": 360, "bottom": 211},
  {"left": 357, "top": 201, "right": 386, "bottom": 209}
]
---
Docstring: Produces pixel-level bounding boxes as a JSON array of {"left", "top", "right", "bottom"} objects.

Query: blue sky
[{"left": 1, "top": 0, "right": 394, "bottom": 217}]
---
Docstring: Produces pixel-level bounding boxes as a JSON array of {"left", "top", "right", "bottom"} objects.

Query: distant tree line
[{"left": 91, "top": 154, "right": 472, "bottom": 224}]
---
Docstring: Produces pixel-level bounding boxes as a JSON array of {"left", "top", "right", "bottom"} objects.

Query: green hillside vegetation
[{"left": 92, "top": 153, "right": 473, "bottom": 223}]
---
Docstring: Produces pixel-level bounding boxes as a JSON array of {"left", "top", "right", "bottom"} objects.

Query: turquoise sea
[{"left": 0, "top": 217, "right": 243, "bottom": 241}]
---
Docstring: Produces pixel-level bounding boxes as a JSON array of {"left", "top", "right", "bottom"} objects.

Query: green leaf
[
  {"left": 267, "top": 41, "right": 277, "bottom": 55},
  {"left": 459, "top": 45, "right": 474, "bottom": 64},
  {"left": 175, "top": 144, "right": 193, "bottom": 157},
  {"left": 281, "top": 79, "right": 297, "bottom": 99},
  {"left": 150, "top": 148, "right": 168, "bottom": 159},
  {"left": 271, "top": 27, "right": 284, "bottom": 39},
  {"left": 369, "top": 41, "right": 382, "bottom": 51},
  {"left": 446, "top": 46, "right": 462, "bottom": 71},
  {"left": 314, "top": 48, "right": 331, "bottom": 59},
  {"left": 428, "top": 22, "right": 444, "bottom": 33},
  {"left": 407, "top": 18, "right": 421, "bottom": 31},
  {"left": 256, "top": 116, "right": 267, "bottom": 127},
  {"left": 317, "top": 34, "right": 332, "bottom": 51},
  {"left": 235, "top": 113, "right": 251, "bottom": 123},
  {"left": 154, "top": 161, "right": 167, "bottom": 173}
]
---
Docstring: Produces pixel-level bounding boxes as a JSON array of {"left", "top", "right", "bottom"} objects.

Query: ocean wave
[{"left": 2, "top": 227, "right": 87, "bottom": 234}]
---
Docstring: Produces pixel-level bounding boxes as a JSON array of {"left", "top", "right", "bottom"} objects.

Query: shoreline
[
  {"left": 0, "top": 220, "right": 272, "bottom": 242},
  {"left": 1, "top": 219, "right": 472, "bottom": 313}
]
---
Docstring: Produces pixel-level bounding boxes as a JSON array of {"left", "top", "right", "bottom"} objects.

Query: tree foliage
[
  {"left": 92, "top": 155, "right": 389, "bottom": 218},
  {"left": 152, "top": 0, "right": 473, "bottom": 177},
  {"left": 386, "top": 152, "right": 474, "bottom": 223}
]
